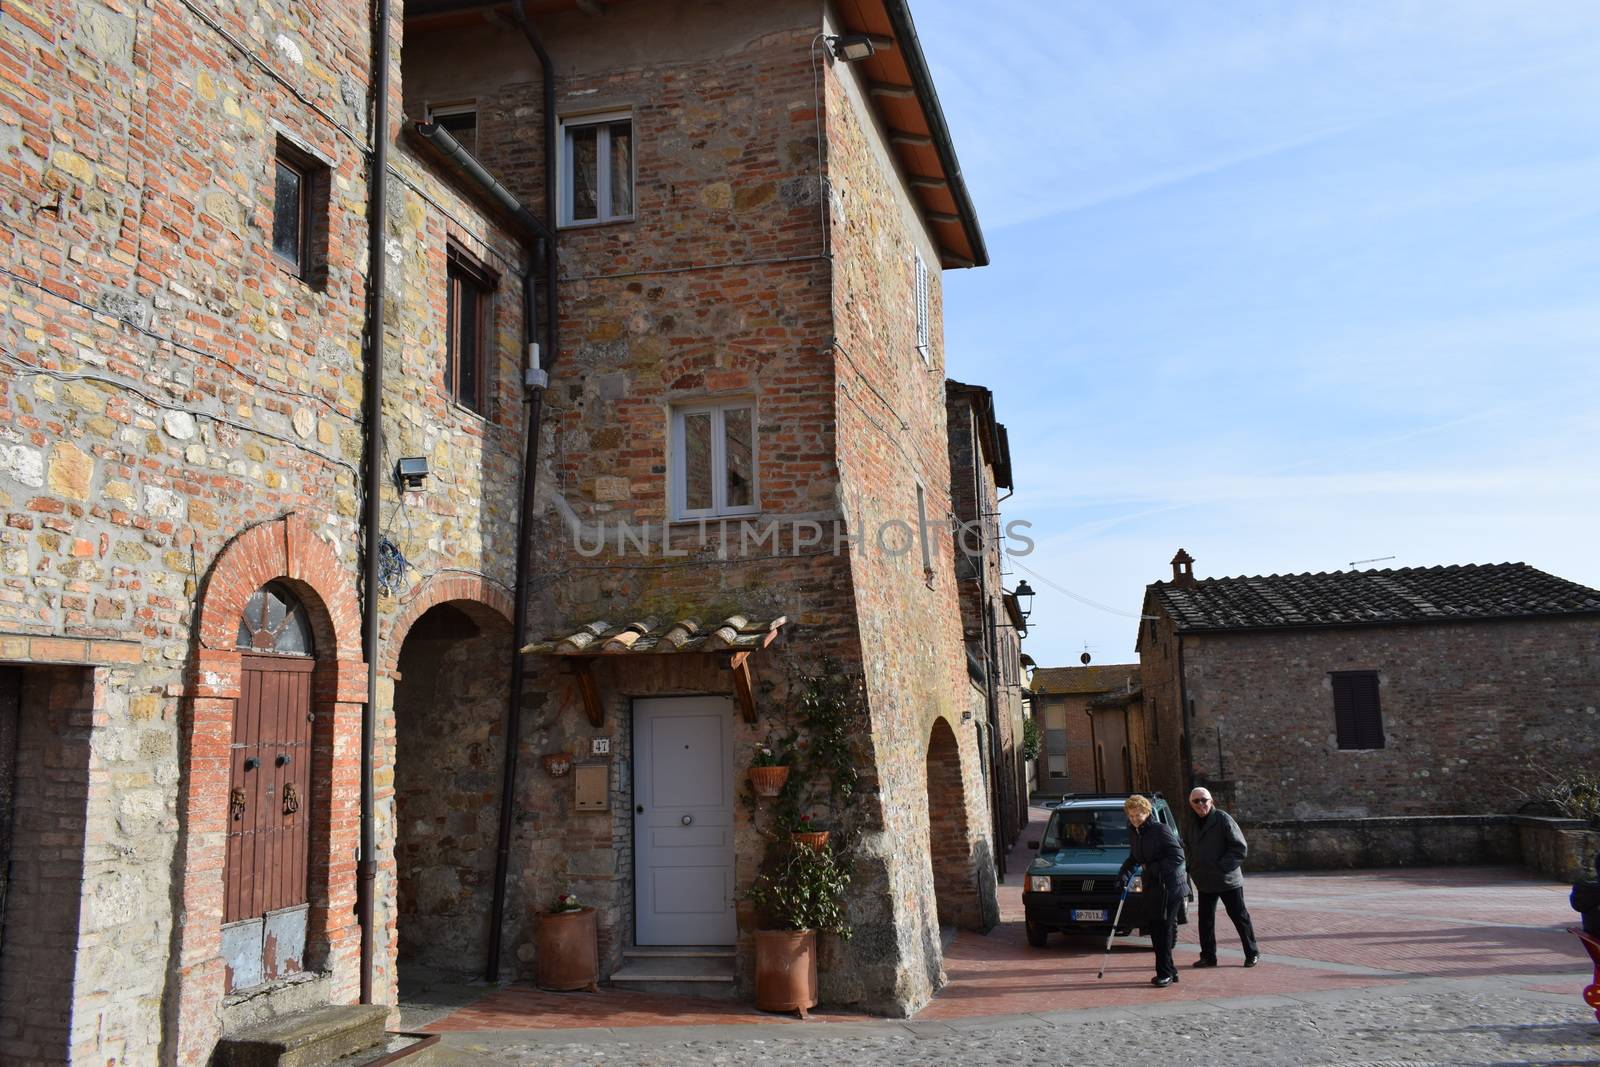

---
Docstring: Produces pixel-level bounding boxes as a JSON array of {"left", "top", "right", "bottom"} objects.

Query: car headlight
[
  {"left": 1027, "top": 874, "right": 1052, "bottom": 893},
  {"left": 1130, "top": 875, "right": 1144, "bottom": 893}
]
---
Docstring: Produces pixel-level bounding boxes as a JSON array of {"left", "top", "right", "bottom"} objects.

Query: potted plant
[
  {"left": 745, "top": 838, "right": 851, "bottom": 1018},
  {"left": 534, "top": 891, "right": 599, "bottom": 993},
  {"left": 748, "top": 737, "right": 793, "bottom": 798},
  {"left": 789, "top": 812, "right": 828, "bottom": 851}
]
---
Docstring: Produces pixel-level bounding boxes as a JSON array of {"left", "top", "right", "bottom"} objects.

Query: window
[
  {"left": 432, "top": 104, "right": 478, "bottom": 155},
  {"left": 236, "top": 581, "right": 315, "bottom": 656},
  {"left": 915, "top": 483, "right": 934, "bottom": 581},
  {"left": 446, "top": 246, "right": 496, "bottom": 414},
  {"left": 272, "top": 138, "right": 328, "bottom": 286},
  {"left": 1331, "top": 670, "right": 1384, "bottom": 750},
  {"left": 913, "top": 249, "right": 930, "bottom": 360},
  {"left": 670, "top": 400, "right": 756, "bottom": 519},
  {"left": 559, "top": 111, "right": 633, "bottom": 226}
]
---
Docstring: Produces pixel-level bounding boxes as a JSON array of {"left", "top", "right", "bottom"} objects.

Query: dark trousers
[
  {"left": 1198, "top": 886, "right": 1259, "bottom": 959},
  {"left": 1151, "top": 888, "right": 1182, "bottom": 979}
]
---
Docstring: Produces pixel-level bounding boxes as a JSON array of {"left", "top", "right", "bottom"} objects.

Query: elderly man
[{"left": 1185, "top": 787, "right": 1260, "bottom": 968}]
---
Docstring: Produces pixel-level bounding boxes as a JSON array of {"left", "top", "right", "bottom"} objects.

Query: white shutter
[{"left": 914, "top": 251, "right": 930, "bottom": 359}]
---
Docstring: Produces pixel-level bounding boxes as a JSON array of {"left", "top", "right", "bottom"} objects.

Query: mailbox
[{"left": 574, "top": 763, "right": 609, "bottom": 812}]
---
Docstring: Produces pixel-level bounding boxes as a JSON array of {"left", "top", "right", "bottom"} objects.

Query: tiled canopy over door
[{"left": 223, "top": 583, "right": 315, "bottom": 992}]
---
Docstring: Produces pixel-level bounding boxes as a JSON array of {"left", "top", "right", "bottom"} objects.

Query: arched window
[{"left": 236, "top": 581, "right": 315, "bottom": 656}]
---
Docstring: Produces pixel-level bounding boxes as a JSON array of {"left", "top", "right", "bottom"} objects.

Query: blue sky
[{"left": 919, "top": 1, "right": 1600, "bottom": 666}]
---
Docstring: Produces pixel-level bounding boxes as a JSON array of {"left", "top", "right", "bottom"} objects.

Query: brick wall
[{"left": 1, "top": 0, "right": 530, "bottom": 1057}]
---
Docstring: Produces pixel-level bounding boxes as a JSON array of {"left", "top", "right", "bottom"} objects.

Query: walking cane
[{"left": 1097, "top": 865, "right": 1140, "bottom": 979}]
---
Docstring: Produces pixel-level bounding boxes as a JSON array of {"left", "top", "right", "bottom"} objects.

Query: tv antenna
[{"left": 1348, "top": 555, "right": 1395, "bottom": 570}]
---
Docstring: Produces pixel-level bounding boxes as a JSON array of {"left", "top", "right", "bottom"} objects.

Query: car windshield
[{"left": 1042, "top": 807, "right": 1130, "bottom": 850}]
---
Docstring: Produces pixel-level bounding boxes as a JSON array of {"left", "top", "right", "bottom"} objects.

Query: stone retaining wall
[{"left": 1245, "top": 814, "right": 1599, "bottom": 882}]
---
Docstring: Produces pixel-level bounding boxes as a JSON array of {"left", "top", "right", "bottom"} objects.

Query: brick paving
[{"left": 408, "top": 805, "right": 1598, "bottom": 1063}]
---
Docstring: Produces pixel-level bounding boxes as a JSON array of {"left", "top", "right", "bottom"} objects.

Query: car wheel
[{"left": 1025, "top": 921, "right": 1048, "bottom": 947}]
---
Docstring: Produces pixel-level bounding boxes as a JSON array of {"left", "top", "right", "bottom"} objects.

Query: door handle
[
  {"left": 681, "top": 814, "right": 693, "bottom": 826},
  {"left": 243, "top": 757, "right": 260, "bottom": 771},
  {"left": 636, "top": 805, "right": 644, "bottom": 814}
]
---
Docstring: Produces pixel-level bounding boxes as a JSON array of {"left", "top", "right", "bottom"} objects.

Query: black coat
[
  {"left": 1121, "top": 818, "right": 1187, "bottom": 898},
  {"left": 1185, "top": 808, "right": 1249, "bottom": 894}
]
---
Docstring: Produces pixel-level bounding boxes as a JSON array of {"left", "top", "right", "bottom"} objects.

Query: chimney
[{"left": 1170, "top": 548, "right": 1196, "bottom": 587}]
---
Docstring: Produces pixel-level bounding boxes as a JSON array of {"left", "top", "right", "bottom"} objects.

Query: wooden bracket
[
  {"left": 727, "top": 652, "right": 757, "bottom": 723},
  {"left": 570, "top": 659, "right": 604, "bottom": 727}
]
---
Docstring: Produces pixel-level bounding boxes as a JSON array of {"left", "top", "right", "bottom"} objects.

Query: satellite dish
[{"left": 1080, "top": 651, "right": 1092, "bottom": 665}]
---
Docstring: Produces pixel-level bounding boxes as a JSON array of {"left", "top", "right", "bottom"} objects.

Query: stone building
[
  {"left": 945, "top": 380, "right": 1028, "bottom": 872},
  {"left": 0, "top": 0, "right": 998, "bottom": 1059},
  {"left": 405, "top": 0, "right": 998, "bottom": 1015},
  {"left": 1138, "top": 550, "right": 1600, "bottom": 825},
  {"left": 1025, "top": 663, "right": 1139, "bottom": 797}
]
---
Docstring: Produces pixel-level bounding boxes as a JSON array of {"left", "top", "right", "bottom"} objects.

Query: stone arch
[
  {"left": 381, "top": 573, "right": 515, "bottom": 675},
  {"left": 924, "top": 714, "right": 984, "bottom": 930},
  {"left": 171, "top": 514, "right": 367, "bottom": 1064}
]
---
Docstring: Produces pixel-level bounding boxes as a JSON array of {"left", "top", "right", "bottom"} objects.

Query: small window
[
  {"left": 236, "top": 581, "right": 315, "bottom": 656},
  {"left": 1151, "top": 700, "right": 1160, "bottom": 744},
  {"left": 446, "top": 246, "right": 497, "bottom": 414},
  {"left": 1331, "top": 670, "right": 1384, "bottom": 750},
  {"left": 432, "top": 104, "right": 478, "bottom": 155},
  {"left": 560, "top": 111, "right": 634, "bottom": 226},
  {"left": 913, "top": 249, "right": 931, "bottom": 360},
  {"left": 671, "top": 400, "right": 757, "bottom": 519},
  {"left": 272, "top": 139, "right": 328, "bottom": 287}
]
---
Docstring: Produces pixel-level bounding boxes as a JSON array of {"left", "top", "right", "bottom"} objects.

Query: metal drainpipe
[
  {"left": 358, "top": 0, "right": 392, "bottom": 1007},
  {"left": 486, "top": 1, "right": 558, "bottom": 982}
]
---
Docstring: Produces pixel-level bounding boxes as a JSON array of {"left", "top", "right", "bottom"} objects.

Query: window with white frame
[
  {"left": 559, "top": 111, "right": 634, "bottom": 226},
  {"left": 670, "top": 400, "right": 757, "bottom": 519},
  {"left": 913, "top": 249, "right": 931, "bottom": 361}
]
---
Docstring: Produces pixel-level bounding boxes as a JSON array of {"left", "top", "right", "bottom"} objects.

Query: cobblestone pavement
[
  {"left": 408, "top": 807, "right": 1599, "bottom": 1064},
  {"left": 425, "top": 980, "right": 1597, "bottom": 1066}
]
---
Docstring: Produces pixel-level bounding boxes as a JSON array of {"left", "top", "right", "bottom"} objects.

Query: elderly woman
[{"left": 1118, "top": 794, "right": 1188, "bottom": 987}]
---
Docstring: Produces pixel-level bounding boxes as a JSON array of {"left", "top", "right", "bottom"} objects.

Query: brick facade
[{"left": 1, "top": 0, "right": 996, "bottom": 1053}]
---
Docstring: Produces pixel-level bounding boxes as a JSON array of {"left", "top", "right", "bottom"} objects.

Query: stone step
[
  {"left": 621, "top": 945, "right": 736, "bottom": 960},
  {"left": 326, "top": 1032, "right": 436, "bottom": 1067},
  {"left": 609, "top": 952, "right": 738, "bottom": 1000},
  {"left": 216, "top": 1004, "right": 389, "bottom": 1067}
]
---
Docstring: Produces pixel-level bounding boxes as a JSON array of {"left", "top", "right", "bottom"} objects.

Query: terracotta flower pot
[
  {"left": 754, "top": 928, "right": 817, "bottom": 1017},
  {"left": 748, "top": 765, "right": 790, "bottom": 797},
  {"left": 535, "top": 907, "right": 599, "bottom": 992},
  {"left": 790, "top": 830, "right": 829, "bottom": 850}
]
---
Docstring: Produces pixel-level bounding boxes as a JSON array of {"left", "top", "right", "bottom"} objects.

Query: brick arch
[
  {"left": 172, "top": 512, "right": 367, "bottom": 1064},
  {"left": 925, "top": 714, "right": 983, "bottom": 930},
  {"left": 381, "top": 573, "right": 515, "bottom": 675},
  {"left": 196, "top": 512, "right": 362, "bottom": 659}
]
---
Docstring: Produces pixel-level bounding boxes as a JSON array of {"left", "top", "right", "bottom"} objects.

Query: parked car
[{"left": 1021, "top": 792, "right": 1185, "bottom": 947}]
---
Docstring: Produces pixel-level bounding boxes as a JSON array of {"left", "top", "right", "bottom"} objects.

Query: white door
[{"left": 633, "top": 697, "right": 736, "bottom": 945}]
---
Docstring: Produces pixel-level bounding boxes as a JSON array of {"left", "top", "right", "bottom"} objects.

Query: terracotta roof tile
[
  {"left": 522, "top": 615, "right": 786, "bottom": 656},
  {"left": 1028, "top": 663, "right": 1141, "bottom": 695},
  {"left": 1150, "top": 563, "right": 1600, "bottom": 633}
]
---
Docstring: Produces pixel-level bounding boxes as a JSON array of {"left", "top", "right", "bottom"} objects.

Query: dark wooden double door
[{"left": 223, "top": 655, "right": 314, "bottom": 991}]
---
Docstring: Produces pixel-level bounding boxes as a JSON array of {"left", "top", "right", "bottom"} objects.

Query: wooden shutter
[{"left": 1331, "top": 671, "right": 1384, "bottom": 750}]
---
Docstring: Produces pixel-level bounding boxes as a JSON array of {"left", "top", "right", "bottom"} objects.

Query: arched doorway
[
  {"left": 924, "top": 717, "right": 982, "bottom": 929},
  {"left": 222, "top": 582, "right": 317, "bottom": 991},
  {"left": 392, "top": 600, "right": 513, "bottom": 981}
]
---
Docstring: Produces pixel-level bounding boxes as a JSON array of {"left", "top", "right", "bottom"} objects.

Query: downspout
[
  {"left": 486, "top": 0, "right": 558, "bottom": 981},
  {"left": 358, "top": 0, "right": 393, "bottom": 1006}
]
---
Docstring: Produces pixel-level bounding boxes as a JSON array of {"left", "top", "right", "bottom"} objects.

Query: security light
[
  {"left": 396, "top": 456, "right": 430, "bottom": 490},
  {"left": 828, "top": 33, "right": 878, "bottom": 62},
  {"left": 1013, "top": 580, "right": 1035, "bottom": 620}
]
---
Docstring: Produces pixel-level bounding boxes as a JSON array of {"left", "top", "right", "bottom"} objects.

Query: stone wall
[
  {"left": 0, "top": 0, "right": 531, "bottom": 1058},
  {"left": 1244, "top": 813, "right": 1598, "bottom": 882}
]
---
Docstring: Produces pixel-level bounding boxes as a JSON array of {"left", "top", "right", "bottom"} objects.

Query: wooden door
[
  {"left": 633, "top": 697, "right": 735, "bottom": 945},
  {"left": 223, "top": 654, "right": 313, "bottom": 989}
]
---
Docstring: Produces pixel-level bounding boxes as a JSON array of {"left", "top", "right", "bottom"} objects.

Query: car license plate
[{"left": 1071, "top": 908, "right": 1107, "bottom": 922}]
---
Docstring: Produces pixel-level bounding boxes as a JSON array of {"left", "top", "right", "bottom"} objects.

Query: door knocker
[
  {"left": 230, "top": 787, "right": 246, "bottom": 821},
  {"left": 282, "top": 782, "right": 301, "bottom": 815}
]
